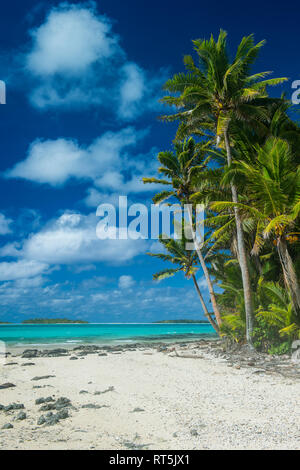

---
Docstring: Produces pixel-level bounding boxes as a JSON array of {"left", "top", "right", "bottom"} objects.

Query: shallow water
[{"left": 0, "top": 323, "right": 217, "bottom": 347}]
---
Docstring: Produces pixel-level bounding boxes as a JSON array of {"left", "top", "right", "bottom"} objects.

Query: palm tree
[
  {"left": 143, "top": 138, "right": 222, "bottom": 327},
  {"left": 148, "top": 236, "right": 219, "bottom": 333},
  {"left": 213, "top": 137, "right": 300, "bottom": 316},
  {"left": 160, "top": 29, "right": 287, "bottom": 346}
]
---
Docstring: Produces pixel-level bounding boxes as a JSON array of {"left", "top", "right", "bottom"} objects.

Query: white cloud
[
  {"left": 0, "top": 213, "right": 12, "bottom": 235},
  {"left": 17, "top": 211, "right": 147, "bottom": 265},
  {"left": 5, "top": 128, "right": 143, "bottom": 186},
  {"left": 14, "top": 276, "right": 46, "bottom": 288},
  {"left": 119, "top": 63, "right": 145, "bottom": 119},
  {"left": 118, "top": 275, "right": 135, "bottom": 289},
  {"left": 5, "top": 128, "right": 162, "bottom": 198},
  {"left": 21, "top": 2, "right": 165, "bottom": 115},
  {"left": 26, "top": 4, "right": 118, "bottom": 77},
  {"left": 0, "top": 260, "right": 48, "bottom": 281}
]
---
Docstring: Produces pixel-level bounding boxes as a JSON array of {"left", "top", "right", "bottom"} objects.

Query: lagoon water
[{"left": 0, "top": 323, "right": 216, "bottom": 347}]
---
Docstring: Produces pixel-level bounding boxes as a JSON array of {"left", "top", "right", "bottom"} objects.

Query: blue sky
[{"left": 0, "top": 0, "right": 298, "bottom": 322}]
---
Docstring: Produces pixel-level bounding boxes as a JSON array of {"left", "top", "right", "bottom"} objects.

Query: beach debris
[
  {"left": 16, "top": 411, "right": 26, "bottom": 421},
  {"left": 2, "top": 423, "right": 13, "bottom": 429},
  {"left": 79, "top": 390, "right": 89, "bottom": 394},
  {"left": 0, "top": 383, "right": 16, "bottom": 389},
  {"left": 31, "top": 375, "right": 56, "bottom": 381},
  {"left": 131, "top": 407, "right": 145, "bottom": 413},
  {"left": 21, "top": 363, "right": 36, "bottom": 366},
  {"left": 94, "top": 386, "right": 114, "bottom": 395},
  {"left": 190, "top": 429, "right": 198, "bottom": 437},
  {"left": 98, "top": 353, "right": 108, "bottom": 357},
  {"left": 4, "top": 362, "right": 18, "bottom": 366},
  {"left": 69, "top": 357, "right": 78, "bottom": 360}
]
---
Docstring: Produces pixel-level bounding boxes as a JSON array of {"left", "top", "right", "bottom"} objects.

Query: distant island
[
  {"left": 22, "top": 318, "right": 89, "bottom": 324},
  {"left": 154, "top": 320, "right": 210, "bottom": 324},
  {"left": 0, "top": 321, "right": 11, "bottom": 324}
]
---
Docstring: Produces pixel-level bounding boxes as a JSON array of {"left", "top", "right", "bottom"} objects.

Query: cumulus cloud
[
  {"left": 0, "top": 213, "right": 12, "bottom": 235},
  {"left": 26, "top": 4, "right": 117, "bottom": 77},
  {"left": 5, "top": 128, "right": 162, "bottom": 200},
  {"left": 118, "top": 275, "right": 135, "bottom": 289},
  {"left": 15, "top": 212, "right": 147, "bottom": 265},
  {"left": 21, "top": 2, "right": 165, "bottom": 115},
  {"left": 5, "top": 128, "right": 144, "bottom": 186}
]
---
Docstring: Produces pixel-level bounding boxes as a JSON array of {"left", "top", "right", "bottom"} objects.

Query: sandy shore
[{"left": 0, "top": 343, "right": 299, "bottom": 450}]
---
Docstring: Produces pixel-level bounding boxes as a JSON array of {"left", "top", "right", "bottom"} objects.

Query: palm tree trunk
[
  {"left": 224, "top": 130, "right": 254, "bottom": 347},
  {"left": 186, "top": 204, "right": 223, "bottom": 327},
  {"left": 192, "top": 274, "right": 219, "bottom": 333},
  {"left": 277, "top": 237, "right": 300, "bottom": 316}
]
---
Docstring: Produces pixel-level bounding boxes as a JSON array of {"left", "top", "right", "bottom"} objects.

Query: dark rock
[
  {"left": 4, "top": 362, "right": 18, "bottom": 366},
  {"left": 190, "top": 429, "right": 198, "bottom": 437},
  {"left": 79, "top": 390, "right": 89, "bottom": 394},
  {"left": 37, "top": 412, "right": 61, "bottom": 426},
  {"left": 81, "top": 404, "right": 109, "bottom": 409},
  {"left": 55, "top": 397, "right": 71, "bottom": 409},
  {"left": 69, "top": 357, "right": 78, "bottom": 360},
  {"left": 33, "top": 385, "right": 54, "bottom": 389},
  {"left": 21, "top": 363, "right": 35, "bottom": 366},
  {"left": 2, "top": 423, "right": 13, "bottom": 429},
  {"left": 31, "top": 375, "right": 56, "bottom": 381},
  {"left": 22, "top": 349, "right": 38, "bottom": 358},
  {"left": 56, "top": 409, "right": 69, "bottom": 420},
  {"left": 39, "top": 396, "right": 71, "bottom": 412},
  {"left": 94, "top": 386, "right": 114, "bottom": 395},
  {"left": 0, "top": 383, "right": 16, "bottom": 389},
  {"left": 37, "top": 406, "right": 70, "bottom": 426},
  {"left": 37, "top": 415, "right": 46, "bottom": 425},
  {"left": 42, "top": 349, "right": 68, "bottom": 358},
  {"left": 98, "top": 353, "right": 108, "bottom": 357},
  {"left": 3, "top": 403, "right": 25, "bottom": 412},
  {"left": 35, "top": 397, "right": 55, "bottom": 405},
  {"left": 132, "top": 407, "right": 145, "bottom": 413},
  {"left": 16, "top": 411, "right": 26, "bottom": 421}
]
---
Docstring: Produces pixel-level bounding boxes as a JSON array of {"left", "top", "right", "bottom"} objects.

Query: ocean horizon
[{"left": 0, "top": 323, "right": 217, "bottom": 347}]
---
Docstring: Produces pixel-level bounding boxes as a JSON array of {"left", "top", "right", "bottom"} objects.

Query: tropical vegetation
[{"left": 144, "top": 30, "right": 300, "bottom": 353}]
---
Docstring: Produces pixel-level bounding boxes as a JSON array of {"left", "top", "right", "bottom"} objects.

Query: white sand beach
[{"left": 0, "top": 344, "right": 299, "bottom": 450}]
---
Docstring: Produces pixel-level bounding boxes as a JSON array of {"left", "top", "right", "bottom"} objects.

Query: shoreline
[{"left": 3, "top": 336, "right": 218, "bottom": 354}]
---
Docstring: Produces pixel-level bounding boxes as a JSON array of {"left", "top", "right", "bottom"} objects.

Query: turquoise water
[{"left": 0, "top": 323, "right": 216, "bottom": 347}]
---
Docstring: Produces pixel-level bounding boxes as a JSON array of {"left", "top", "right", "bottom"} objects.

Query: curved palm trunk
[
  {"left": 192, "top": 274, "right": 219, "bottom": 333},
  {"left": 277, "top": 238, "right": 300, "bottom": 317},
  {"left": 186, "top": 204, "right": 223, "bottom": 327},
  {"left": 224, "top": 130, "right": 254, "bottom": 347}
]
